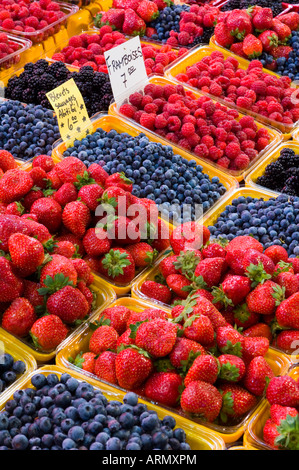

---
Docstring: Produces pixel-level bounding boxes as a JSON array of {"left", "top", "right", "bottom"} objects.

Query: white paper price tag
[{"left": 104, "top": 36, "right": 148, "bottom": 107}]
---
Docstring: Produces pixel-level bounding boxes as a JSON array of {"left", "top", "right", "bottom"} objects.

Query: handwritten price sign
[
  {"left": 47, "top": 78, "right": 92, "bottom": 147},
  {"left": 104, "top": 36, "right": 148, "bottom": 106}
]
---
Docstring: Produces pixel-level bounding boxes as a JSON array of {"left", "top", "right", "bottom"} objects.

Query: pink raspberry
[
  {"left": 225, "top": 142, "right": 241, "bottom": 160},
  {"left": 129, "top": 92, "right": 143, "bottom": 108},
  {"left": 2, "top": 18, "right": 15, "bottom": 30},
  {"left": 155, "top": 114, "right": 167, "bottom": 129},
  {"left": 208, "top": 146, "right": 222, "bottom": 161},
  {"left": 241, "top": 140, "right": 255, "bottom": 151},
  {"left": 269, "top": 112, "right": 282, "bottom": 122},
  {"left": 255, "top": 137, "right": 270, "bottom": 151},
  {"left": 178, "top": 138, "right": 191, "bottom": 151},
  {"left": 166, "top": 37, "right": 178, "bottom": 47},
  {"left": 25, "top": 16, "right": 39, "bottom": 29},
  {"left": 144, "top": 103, "right": 158, "bottom": 114},
  {"left": 194, "top": 144, "right": 209, "bottom": 158},
  {"left": 234, "top": 153, "right": 250, "bottom": 170},
  {"left": 217, "top": 157, "right": 230, "bottom": 169},
  {"left": 119, "top": 103, "right": 137, "bottom": 119},
  {"left": 256, "top": 128, "right": 270, "bottom": 139},
  {"left": 140, "top": 113, "right": 156, "bottom": 130},
  {"left": 181, "top": 122, "right": 195, "bottom": 137},
  {"left": 141, "top": 95, "right": 153, "bottom": 108},
  {"left": 244, "top": 148, "right": 258, "bottom": 160},
  {"left": 201, "top": 135, "right": 214, "bottom": 148},
  {"left": 209, "top": 82, "right": 222, "bottom": 97},
  {"left": 202, "top": 101, "right": 215, "bottom": 116},
  {"left": 251, "top": 80, "right": 267, "bottom": 96},
  {"left": 187, "top": 133, "right": 200, "bottom": 148},
  {"left": 243, "top": 128, "right": 256, "bottom": 140},
  {"left": 166, "top": 132, "right": 179, "bottom": 144},
  {"left": 177, "top": 31, "right": 191, "bottom": 46},
  {"left": 239, "top": 115, "right": 256, "bottom": 129},
  {"left": 167, "top": 115, "right": 181, "bottom": 132},
  {"left": 209, "top": 61, "right": 224, "bottom": 77},
  {"left": 267, "top": 102, "right": 283, "bottom": 114},
  {"left": 214, "top": 128, "right": 228, "bottom": 142}
]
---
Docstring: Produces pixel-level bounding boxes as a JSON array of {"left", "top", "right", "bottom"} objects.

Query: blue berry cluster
[
  {"left": 147, "top": 4, "right": 190, "bottom": 42},
  {"left": 0, "top": 353, "right": 26, "bottom": 395},
  {"left": 62, "top": 128, "right": 227, "bottom": 223},
  {"left": 0, "top": 100, "right": 60, "bottom": 161},
  {"left": 259, "top": 51, "right": 275, "bottom": 69},
  {"left": 0, "top": 372, "right": 191, "bottom": 450},
  {"left": 208, "top": 194, "right": 299, "bottom": 257},
  {"left": 274, "top": 31, "right": 299, "bottom": 80}
]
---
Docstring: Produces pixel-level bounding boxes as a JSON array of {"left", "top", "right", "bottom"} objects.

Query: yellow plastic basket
[
  {"left": 0, "top": 281, "right": 116, "bottom": 364},
  {"left": 244, "top": 365, "right": 298, "bottom": 450},
  {"left": 56, "top": 296, "right": 291, "bottom": 443},
  {"left": 0, "top": 330, "right": 37, "bottom": 408},
  {"left": 165, "top": 44, "right": 298, "bottom": 138},
  {"left": 109, "top": 75, "right": 283, "bottom": 182},
  {"left": 245, "top": 141, "right": 299, "bottom": 197},
  {"left": 0, "top": 364, "right": 226, "bottom": 450}
]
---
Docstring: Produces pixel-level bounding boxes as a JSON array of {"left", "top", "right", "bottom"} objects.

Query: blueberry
[
  {"left": 0, "top": 354, "right": 14, "bottom": 373},
  {"left": 68, "top": 426, "right": 85, "bottom": 443},
  {"left": 31, "top": 374, "right": 47, "bottom": 390},
  {"left": 106, "top": 437, "right": 122, "bottom": 450},
  {"left": 90, "top": 442, "right": 104, "bottom": 450},
  {"left": 11, "top": 434, "right": 28, "bottom": 450}
]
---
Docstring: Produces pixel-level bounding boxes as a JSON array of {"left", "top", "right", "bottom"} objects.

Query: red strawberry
[
  {"left": 264, "top": 245, "right": 289, "bottom": 265},
  {"left": 219, "top": 383, "right": 257, "bottom": 422},
  {"left": 276, "top": 292, "right": 299, "bottom": 329},
  {"left": 94, "top": 9, "right": 125, "bottom": 30},
  {"left": 23, "top": 280, "right": 44, "bottom": 309},
  {"left": 242, "top": 323, "right": 272, "bottom": 342},
  {"left": 202, "top": 243, "right": 226, "bottom": 259},
  {"left": 194, "top": 257, "right": 227, "bottom": 289},
  {"left": 183, "top": 314, "right": 214, "bottom": 346},
  {"left": 226, "top": 9, "right": 252, "bottom": 40},
  {"left": 159, "top": 255, "right": 179, "bottom": 278},
  {"left": 233, "top": 304, "right": 259, "bottom": 330},
  {"left": 55, "top": 157, "right": 87, "bottom": 184},
  {"left": 94, "top": 351, "right": 117, "bottom": 384},
  {"left": 213, "top": 275, "right": 251, "bottom": 307},
  {"left": 193, "top": 295, "right": 228, "bottom": 330},
  {"left": 46, "top": 286, "right": 90, "bottom": 324},
  {"left": 82, "top": 227, "right": 112, "bottom": 258},
  {"left": 276, "top": 272, "right": 299, "bottom": 298},
  {"left": 243, "top": 356, "right": 274, "bottom": 396},
  {"left": 0, "top": 257, "right": 23, "bottom": 302},
  {"left": 0, "top": 169, "right": 33, "bottom": 204},
  {"left": 278, "top": 12, "right": 299, "bottom": 31},
  {"left": 5, "top": 201, "right": 25, "bottom": 216},
  {"left": 180, "top": 380, "right": 223, "bottom": 422},
  {"left": 144, "top": 372, "right": 183, "bottom": 407},
  {"left": 87, "top": 163, "right": 108, "bottom": 187},
  {"left": 73, "top": 351, "right": 96, "bottom": 374},
  {"left": 115, "top": 347, "right": 153, "bottom": 390},
  {"left": 101, "top": 305, "right": 132, "bottom": 335},
  {"left": 136, "top": 0, "right": 159, "bottom": 23},
  {"left": 242, "top": 34, "right": 263, "bottom": 59},
  {"left": 275, "top": 330, "right": 299, "bottom": 354},
  {"left": 264, "top": 405, "right": 299, "bottom": 450},
  {"left": 126, "top": 242, "right": 158, "bottom": 268},
  {"left": 29, "top": 167, "right": 49, "bottom": 190},
  {"left": 184, "top": 355, "right": 219, "bottom": 386},
  {"left": 99, "top": 247, "right": 135, "bottom": 284},
  {"left": 214, "top": 22, "right": 234, "bottom": 48},
  {"left": 140, "top": 280, "right": 172, "bottom": 304},
  {"left": 32, "top": 155, "right": 54, "bottom": 173},
  {"left": 216, "top": 326, "right": 245, "bottom": 357},
  {"left": 104, "top": 172, "right": 133, "bottom": 193},
  {"left": 272, "top": 18, "right": 291, "bottom": 43},
  {"left": 170, "top": 222, "right": 210, "bottom": 255},
  {"left": 52, "top": 240, "right": 76, "bottom": 259},
  {"left": 40, "top": 254, "right": 78, "bottom": 288},
  {"left": 89, "top": 324, "right": 119, "bottom": 355},
  {"left": 243, "top": 249, "right": 275, "bottom": 279},
  {"left": 242, "top": 336, "right": 269, "bottom": 364},
  {"left": 169, "top": 337, "right": 206, "bottom": 369},
  {"left": 116, "top": 328, "right": 135, "bottom": 349},
  {"left": 252, "top": 7, "right": 273, "bottom": 31},
  {"left": 2, "top": 298, "right": 36, "bottom": 337},
  {"left": 0, "top": 215, "right": 31, "bottom": 252},
  {"left": 78, "top": 184, "right": 104, "bottom": 212},
  {"left": 30, "top": 315, "right": 69, "bottom": 351},
  {"left": 246, "top": 280, "right": 285, "bottom": 315},
  {"left": 266, "top": 376, "right": 299, "bottom": 407},
  {"left": 8, "top": 233, "right": 44, "bottom": 277},
  {"left": 0, "top": 150, "right": 17, "bottom": 172},
  {"left": 71, "top": 258, "right": 93, "bottom": 285},
  {"left": 106, "top": 216, "right": 141, "bottom": 246},
  {"left": 166, "top": 273, "right": 191, "bottom": 299},
  {"left": 22, "top": 190, "right": 44, "bottom": 212},
  {"left": 134, "top": 319, "right": 177, "bottom": 358},
  {"left": 122, "top": 8, "right": 146, "bottom": 36},
  {"left": 62, "top": 201, "right": 91, "bottom": 239},
  {"left": 54, "top": 183, "right": 78, "bottom": 207},
  {"left": 100, "top": 186, "right": 131, "bottom": 215},
  {"left": 218, "top": 354, "right": 246, "bottom": 382},
  {"left": 258, "top": 30, "right": 279, "bottom": 52},
  {"left": 57, "top": 234, "right": 85, "bottom": 257},
  {"left": 30, "top": 198, "right": 62, "bottom": 233}
]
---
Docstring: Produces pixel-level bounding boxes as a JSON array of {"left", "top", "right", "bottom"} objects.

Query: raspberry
[
  {"left": 180, "top": 21, "right": 196, "bottom": 34},
  {"left": 187, "top": 133, "right": 200, "bottom": 148},
  {"left": 234, "top": 153, "right": 250, "bottom": 170},
  {"left": 2, "top": 19, "right": 15, "bottom": 30},
  {"left": 183, "top": 115, "right": 197, "bottom": 125},
  {"left": 52, "top": 52, "right": 65, "bottom": 61},
  {"left": 269, "top": 112, "right": 283, "bottom": 122},
  {"left": 140, "top": 113, "right": 156, "bottom": 130},
  {"left": 177, "top": 31, "right": 191, "bottom": 46},
  {"left": 129, "top": 92, "right": 143, "bottom": 109},
  {"left": 119, "top": 103, "right": 136, "bottom": 119},
  {"left": 267, "top": 102, "right": 283, "bottom": 114},
  {"left": 201, "top": 135, "right": 214, "bottom": 148},
  {"left": 141, "top": 95, "right": 153, "bottom": 108},
  {"left": 143, "top": 84, "right": 156, "bottom": 96},
  {"left": 155, "top": 53, "right": 169, "bottom": 67},
  {"left": 209, "top": 61, "right": 224, "bottom": 77},
  {"left": 208, "top": 146, "right": 222, "bottom": 161},
  {"left": 241, "top": 140, "right": 255, "bottom": 151},
  {"left": 217, "top": 157, "right": 230, "bottom": 169},
  {"left": 251, "top": 80, "right": 267, "bottom": 96},
  {"left": 239, "top": 115, "right": 256, "bottom": 129},
  {"left": 209, "top": 82, "right": 222, "bottom": 97},
  {"left": 167, "top": 115, "right": 181, "bottom": 132},
  {"left": 144, "top": 103, "right": 158, "bottom": 114},
  {"left": 225, "top": 142, "right": 240, "bottom": 160},
  {"left": 255, "top": 137, "right": 270, "bottom": 151},
  {"left": 155, "top": 114, "right": 167, "bottom": 129},
  {"left": 244, "top": 148, "right": 258, "bottom": 160},
  {"left": 181, "top": 122, "right": 195, "bottom": 137},
  {"left": 142, "top": 46, "right": 155, "bottom": 59},
  {"left": 202, "top": 101, "right": 215, "bottom": 116},
  {"left": 194, "top": 143, "right": 208, "bottom": 158},
  {"left": 166, "top": 132, "right": 179, "bottom": 144},
  {"left": 166, "top": 37, "right": 178, "bottom": 47},
  {"left": 153, "top": 62, "right": 166, "bottom": 74},
  {"left": 133, "top": 110, "right": 144, "bottom": 123},
  {"left": 214, "top": 128, "right": 228, "bottom": 142},
  {"left": 25, "top": 16, "right": 39, "bottom": 29}
]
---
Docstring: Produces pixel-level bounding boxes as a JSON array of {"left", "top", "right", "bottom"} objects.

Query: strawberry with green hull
[
  {"left": 136, "top": 0, "right": 159, "bottom": 23},
  {"left": 94, "top": 9, "right": 125, "bottom": 31},
  {"left": 46, "top": 285, "right": 90, "bottom": 325},
  {"left": 8, "top": 233, "right": 44, "bottom": 278},
  {"left": 242, "top": 34, "right": 263, "bottom": 59},
  {"left": 184, "top": 355, "right": 219, "bottom": 386},
  {"left": 243, "top": 356, "right": 274, "bottom": 396},
  {"left": 144, "top": 372, "right": 183, "bottom": 407},
  {"left": 30, "top": 315, "right": 69, "bottom": 352},
  {"left": 98, "top": 247, "right": 136, "bottom": 284},
  {"left": 180, "top": 380, "right": 223, "bottom": 422},
  {"left": 122, "top": 8, "right": 146, "bottom": 37},
  {"left": 140, "top": 280, "right": 172, "bottom": 304},
  {"left": 251, "top": 7, "right": 273, "bottom": 32},
  {"left": 263, "top": 405, "right": 299, "bottom": 450},
  {"left": 115, "top": 346, "right": 153, "bottom": 390},
  {"left": 226, "top": 9, "right": 253, "bottom": 41},
  {"left": 72, "top": 351, "right": 96, "bottom": 374},
  {"left": 89, "top": 318, "right": 119, "bottom": 355},
  {"left": 219, "top": 383, "right": 257, "bottom": 423}
]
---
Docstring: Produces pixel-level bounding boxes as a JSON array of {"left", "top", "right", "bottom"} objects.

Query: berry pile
[
  {"left": 51, "top": 30, "right": 187, "bottom": 76},
  {"left": 0, "top": 100, "right": 60, "bottom": 160},
  {"left": 220, "top": 0, "right": 284, "bottom": 18},
  {"left": 256, "top": 147, "right": 299, "bottom": 196},
  {"left": 274, "top": 30, "right": 299, "bottom": 80},
  {"left": 61, "top": 128, "right": 227, "bottom": 222},
  {"left": 0, "top": 352, "right": 26, "bottom": 395},
  {"left": 5, "top": 60, "right": 113, "bottom": 117},
  {"left": 119, "top": 82, "right": 272, "bottom": 172},
  {"left": 263, "top": 375, "right": 299, "bottom": 450},
  {"left": 0, "top": 0, "right": 67, "bottom": 42},
  {"left": 175, "top": 51, "right": 299, "bottom": 129},
  {"left": 68, "top": 266, "right": 279, "bottom": 425},
  {"left": 138, "top": 221, "right": 299, "bottom": 359},
  {"left": 0, "top": 372, "right": 191, "bottom": 450},
  {"left": 0, "top": 32, "right": 23, "bottom": 70}
]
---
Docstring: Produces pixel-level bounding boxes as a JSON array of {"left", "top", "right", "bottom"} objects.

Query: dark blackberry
[
  {"left": 38, "top": 73, "right": 57, "bottom": 92},
  {"left": 101, "top": 81, "right": 112, "bottom": 94},
  {"left": 76, "top": 65, "right": 95, "bottom": 82},
  {"left": 92, "top": 73, "right": 107, "bottom": 89},
  {"left": 22, "top": 88, "right": 36, "bottom": 103},
  {"left": 190, "top": 27, "right": 214, "bottom": 47},
  {"left": 48, "top": 61, "right": 71, "bottom": 81}
]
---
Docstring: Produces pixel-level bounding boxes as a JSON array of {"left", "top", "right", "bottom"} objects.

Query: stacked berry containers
[
  {"left": 244, "top": 365, "right": 298, "bottom": 450},
  {"left": 0, "top": 330, "right": 37, "bottom": 407},
  {"left": 108, "top": 75, "right": 283, "bottom": 182},
  {"left": 55, "top": 296, "right": 291, "bottom": 444},
  {"left": 164, "top": 45, "right": 299, "bottom": 139},
  {"left": 0, "top": 365, "right": 227, "bottom": 450},
  {"left": 52, "top": 113, "right": 238, "bottom": 296}
]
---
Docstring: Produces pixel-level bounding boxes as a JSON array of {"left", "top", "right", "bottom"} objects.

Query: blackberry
[
  {"left": 21, "top": 88, "right": 36, "bottom": 103},
  {"left": 221, "top": 0, "right": 283, "bottom": 16},
  {"left": 190, "top": 27, "right": 215, "bottom": 47},
  {"left": 48, "top": 62, "right": 71, "bottom": 81},
  {"left": 92, "top": 73, "right": 107, "bottom": 89},
  {"left": 257, "top": 148, "right": 299, "bottom": 196}
]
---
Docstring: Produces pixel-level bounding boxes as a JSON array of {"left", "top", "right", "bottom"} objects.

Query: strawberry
[
  {"left": 73, "top": 351, "right": 96, "bottom": 374},
  {"left": 54, "top": 183, "right": 78, "bottom": 207},
  {"left": 242, "top": 336, "right": 269, "bottom": 364},
  {"left": 149, "top": 218, "right": 170, "bottom": 253},
  {"left": 99, "top": 247, "right": 135, "bottom": 284},
  {"left": 251, "top": 7, "right": 273, "bottom": 32},
  {"left": 23, "top": 218, "right": 52, "bottom": 245},
  {"left": 94, "top": 351, "right": 117, "bottom": 384},
  {"left": 134, "top": 319, "right": 177, "bottom": 358},
  {"left": 29, "top": 167, "right": 49, "bottom": 190},
  {"left": 94, "top": 9, "right": 125, "bottom": 30},
  {"left": 219, "top": 383, "right": 257, "bottom": 422},
  {"left": 104, "top": 172, "right": 133, "bottom": 193},
  {"left": 216, "top": 326, "right": 245, "bottom": 357},
  {"left": 225, "top": 236, "right": 263, "bottom": 275},
  {"left": 23, "top": 280, "right": 44, "bottom": 309},
  {"left": 136, "top": 0, "right": 159, "bottom": 23},
  {"left": 22, "top": 190, "right": 44, "bottom": 212},
  {"left": 272, "top": 18, "right": 291, "bottom": 43},
  {"left": 140, "top": 280, "right": 172, "bottom": 304},
  {"left": 71, "top": 258, "right": 93, "bottom": 285},
  {"left": 30, "top": 198, "right": 62, "bottom": 233},
  {"left": 265, "top": 245, "right": 289, "bottom": 265},
  {"left": 169, "top": 337, "right": 206, "bottom": 369},
  {"left": 183, "top": 314, "right": 214, "bottom": 346},
  {"left": 105, "top": 216, "right": 141, "bottom": 246},
  {"left": 243, "top": 323, "right": 272, "bottom": 342},
  {"left": 5, "top": 201, "right": 25, "bottom": 216},
  {"left": 276, "top": 292, "right": 299, "bottom": 329},
  {"left": 0, "top": 215, "right": 31, "bottom": 252},
  {"left": 180, "top": 380, "right": 223, "bottom": 422},
  {"left": 243, "top": 249, "right": 275, "bottom": 280},
  {"left": 159, "top": 255, "right": 179, "bottom": 278},
  {"left": 194, "top": 257, "right": 227, "bottom": 289},
  {"left": 275, "top": 330, "right": 299, "bottom": 354},
  {"left": 202, "top": 243, "right": 226, "bottom": 259},
  {"left": 213, "top": 275, "right": 251, "bottom": 307},
  {"left": 243, "top": 356, "right": 274, "bottom": 396},
  {"left": 126, "top": 307, "right": 168, "bottom": 328},
  {"left": 115, "top": 346, "right": 153, "bottom": 389},
  {"left": 214, "top": 22, "right": 235, "bottom": 48},
  {"left": 62, "top": 201, "right": 91, "bottom": 239},
  {"left": 87, "top": 163, "right": 108, "bottom": 187},
  {"left": 218, "top": 354, "right": 246, "bottom": 382},
  {"left": 83, "top": 227, "right": 111, "bottom": 258},
  {"left": 46, "top": 286, "right": 90, "bottom": 324},
  {"left": 57, "top": 234, "right": 85, "bottom": 257},
  {"left": 0, "top": 150, "right": 17, "bottom": 172},
  {"left": 242, "top": 34, "right": 263, "bottom": 59},
  {"left": 246, "top": 280, "right": 285, "bottom": 315},
  {"left": 276, "top": 272, "right": 299, "bottom": 298},
  {"left": 126, "top": 242, "right": 158, "bottom": 268},
  {"left": 166, "top": 273, "right": 191, "bottom": 299},
  {"left": 278, "top": 12, "right": 299, "bottom": 31},
  {"left": 270, "top": 404, "right": 299, "bottom": 425},
  {"left": 193, "top": 295, "right": 228, "bottom": 330},
  {"left": 264, "top": 406, "right": 299, "bottom": 450},
  {"left": 32, "top": 155, "right": 55, "bottom": 173},
  {"left": 0, "top": 169, "right": 33, "bottom": 204},
  {"left": 0, "top": 257, "right": 23, "bottom": 302},
  {"left": 170, "top": 222, "right": 210, "bottom": 255},
  {"left": 40, "top": 254, "right": 78, "bottom": 288},
  {"left": 47, "top": 168, "right": 62, "bottom": 190},
  {"left": 55, "top": 157, "right": 87, "bottom": 185},
  {"left": 30, "top": 315, "right": 69, "bottom": 351},
  {"left": 184, "top": 355, "right": 219, "bottom": 386},
  {"left": 269, "top": 45, "right": 292, "bottom": 59},
  {"left": 122, "top": 8, "right": 146, "bottom": 36},
  {"left": 77, "top": 184, "right": 104, "bottom": 212},
  {"left": 266, "top": 376, "right": 299, "bottom": 407},
  {"left": 258, "top": 30, "right": 279, "bottom": 52},
  {"left": 8, "top": 233, "right": 44, "bottom": 277},
  {"left": 144, "top": 372, "right": 183, "bottom": 407},
  {"left": 100, "top": 186, "right": 131, "bottom": 215},
  {"left": 232, "top": 304, "right": 259, "bottom": 330},
  {"left": 51, "top": 240, "right": 76, "bottom": 259},
  {"left": 116, "top": 328, "right": 135, "bottom": 349},
  {"left": 226, "top": 9, "right": 253, "bottom": 40},
  {"left": 101, "top": 305, "right": 132, "bottom": 335},
  {"left": 2, "top": 298, "right": 36, "bottom": 337},
  {"left": 77, "top": 281, "right": 94, "bottom": 306},
  {"left": 89, "top": 323, "right": 119, "bottom": 355}
]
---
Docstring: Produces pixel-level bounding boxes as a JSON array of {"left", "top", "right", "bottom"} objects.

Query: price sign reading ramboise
[
  {"left": 104, "top": 36, "right": 148, "bottom": 106},
  {"left": 46, "top": 78, "right": 92, "bottom": 146}
]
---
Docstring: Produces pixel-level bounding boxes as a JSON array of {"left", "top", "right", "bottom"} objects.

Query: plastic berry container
[
  {"left": 164, "top": 44, "right": 299, "bottom": 138},
  {"left": 56, "top": 296, "right": 291, "bottom": 443},
  {"left": 0, "top": 281, "right": 116, "bottom": 364},
  {"left": 0, "top": 364, "right": 226, "bottom": 450},
  {"left": 0, "top": 34, "right": 32, "bottom": 86},
  {"left": 52, "top": 112, "right": 238, "bottom": 295},
  {"left": 108, "top": 75, "right": 283, "bottom": 182},
  {"left": 0, "top": 329, "right": 37, "bottom": 408},
  {"left": 245, "top": 141, "right": 299, "bottom": 198},
  {"left": 244, "top": 364, "right": 298, "bottom": 450}
]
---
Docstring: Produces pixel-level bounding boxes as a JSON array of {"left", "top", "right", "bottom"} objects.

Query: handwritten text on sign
[
  {"left": 104, "top": 36, "right": 148, "bottom": 106},
  {"left": 46, "top": 78, "right": 92, "bottom": 146}
]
